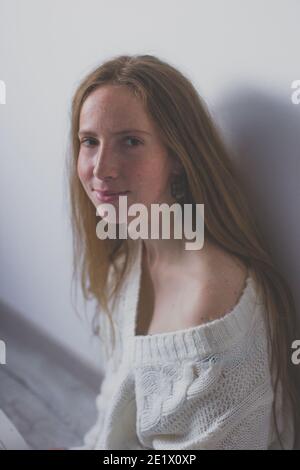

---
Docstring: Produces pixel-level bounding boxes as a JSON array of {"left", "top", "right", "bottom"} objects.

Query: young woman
[{"left": 67, "top": 54, "right": 300, "bottom": 450}]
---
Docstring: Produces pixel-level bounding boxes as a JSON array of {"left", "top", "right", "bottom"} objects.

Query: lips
[{"left": 93, "top": 189, "right": 130, "bottom": 203}]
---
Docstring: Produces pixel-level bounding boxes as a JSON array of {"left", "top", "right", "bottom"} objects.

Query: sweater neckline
[{"left": 123, "top": 238, "right": 261, "bottom": 366}]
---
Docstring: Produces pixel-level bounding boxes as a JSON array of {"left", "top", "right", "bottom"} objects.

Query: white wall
[{"left": 0, "top": 0, "right": 299, "bottom": 370}]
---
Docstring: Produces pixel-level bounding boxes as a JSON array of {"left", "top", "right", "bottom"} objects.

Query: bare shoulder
[{"left": 192, "top": 245, "right": 249, "bottom": 326}]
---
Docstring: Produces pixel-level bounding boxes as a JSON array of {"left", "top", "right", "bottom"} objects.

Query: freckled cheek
[
  {"left": 144, "top": 162, "right": 170, "bottom": 188},
  {"left": 131, "top": 169, "right": 164, "bottom": 203},
  {"left": 77, "top": 155, "right": 93, "bottom": 186}
]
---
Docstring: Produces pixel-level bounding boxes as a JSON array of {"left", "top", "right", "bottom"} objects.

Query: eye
[
  {"left": 80, "top": 138, "right": 98, "bottom": 147},
  {"left": 123, "top": 136, "right": 142, "bottom": 147}
]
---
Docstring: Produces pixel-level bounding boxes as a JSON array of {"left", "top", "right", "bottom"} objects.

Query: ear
[{"left": 171, "top": 156, "right": 184, "bottom": 176}]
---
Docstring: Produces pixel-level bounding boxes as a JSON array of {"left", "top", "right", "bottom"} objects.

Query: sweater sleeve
[{"left": 133, "top": 285, "right": 281, "bottom": 450}]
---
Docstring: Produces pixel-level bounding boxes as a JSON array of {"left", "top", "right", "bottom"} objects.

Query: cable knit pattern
[{"left": 70, "top": 238, "right": 294, "bottom": 450}]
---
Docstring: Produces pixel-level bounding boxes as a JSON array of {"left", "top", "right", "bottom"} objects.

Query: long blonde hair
[{"left": 66, "top": 54, "right": 300, "bottom": 449}]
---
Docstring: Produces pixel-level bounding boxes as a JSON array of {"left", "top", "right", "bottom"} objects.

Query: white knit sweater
[{"left": 71, "top": 238, "right": 294, "bottom": 450}]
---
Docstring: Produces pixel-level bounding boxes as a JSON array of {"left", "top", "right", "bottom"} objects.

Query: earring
[{"left": 170, "top": 174, "right": 187, "bottom": 201}]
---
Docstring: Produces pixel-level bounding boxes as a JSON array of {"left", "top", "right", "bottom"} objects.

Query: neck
[{"left": 142, "top": 222, "right": 214, "bottom": 273}]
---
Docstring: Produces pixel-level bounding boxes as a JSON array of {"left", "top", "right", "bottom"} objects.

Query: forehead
[{"left": 79, "top": 85, "right": 154, "bottom": 132}]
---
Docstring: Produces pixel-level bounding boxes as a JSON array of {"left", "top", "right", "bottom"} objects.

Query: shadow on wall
[{"left": 214, "top": 86, "right": 300, "bottom": 310}]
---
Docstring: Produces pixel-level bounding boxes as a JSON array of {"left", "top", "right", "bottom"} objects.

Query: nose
[{"left": 92, "top": 144, "right": 119, "bottom": 180}]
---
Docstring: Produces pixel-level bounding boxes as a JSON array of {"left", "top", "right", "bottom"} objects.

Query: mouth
[{"left": 93, "top": 190, "right": 130, "bottom": 203}]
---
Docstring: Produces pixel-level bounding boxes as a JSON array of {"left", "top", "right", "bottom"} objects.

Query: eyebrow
[{"left": 78, "top": 128, "right": 152, "bottom": 137}]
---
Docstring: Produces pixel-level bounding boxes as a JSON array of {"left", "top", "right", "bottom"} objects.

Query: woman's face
[{"left": 77, "top": 85, "right": 181, "bottom": 223}]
